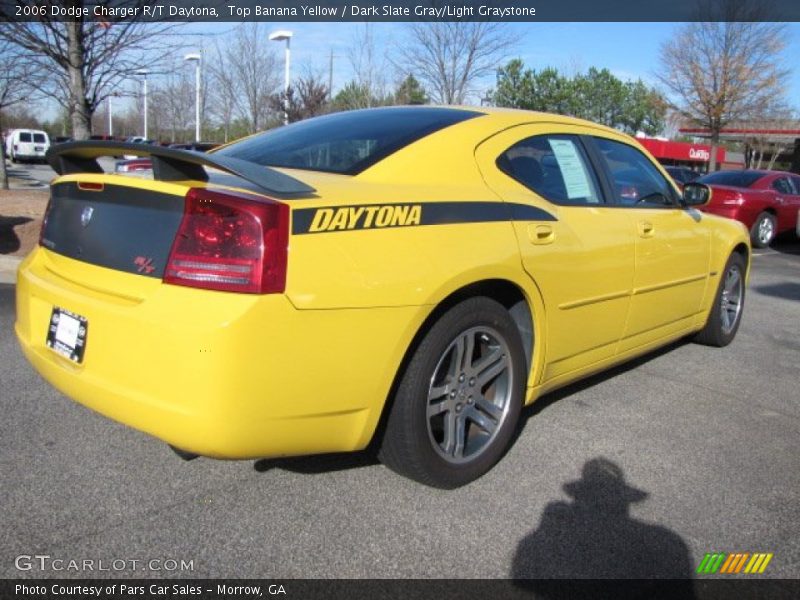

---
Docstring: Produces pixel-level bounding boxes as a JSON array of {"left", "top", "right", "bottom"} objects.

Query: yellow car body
[{"left": 15, "top": 107, "right": 749, "bottom": 485}]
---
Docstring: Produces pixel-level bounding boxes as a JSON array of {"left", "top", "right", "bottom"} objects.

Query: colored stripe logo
[{"left": 696, "top": 552, "right": 773, "bottom": 574}]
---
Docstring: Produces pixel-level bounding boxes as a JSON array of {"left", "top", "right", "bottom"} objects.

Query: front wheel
[
  {"left": 694, "top": 253, "right": 746, "bottom": 347},
  {"left": 379, "top": 297, "right": 526, "bottom": 488},
  {"left": 750, "top": 212, "right": 776, "bottom": 248}
]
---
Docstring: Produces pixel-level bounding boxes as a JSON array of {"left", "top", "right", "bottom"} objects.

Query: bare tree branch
[
  {"left": 395, "top": 22, "right": 518, "bottom": 105},
  {"left": 656, "top": 0, "right": 790, "bottom": 169},
  {"left": 1, "top": 1, "right": 186, "bottom": 139}
]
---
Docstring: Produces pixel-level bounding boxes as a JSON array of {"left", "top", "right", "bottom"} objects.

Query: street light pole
[
  {"left": 107, "top": 94, "right": 113, "bottom": 137},
  {"left": 184, "top": 53, "right": 201, "bottom": 141},
  {"left": 136, "top": 69, "right": 149, "bottom": 139},
  {"left": 269, "top": 30, "right": 293, "bottom": 125}
]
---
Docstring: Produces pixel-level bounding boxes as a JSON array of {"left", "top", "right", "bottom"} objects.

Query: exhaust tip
[{"left": 169, "top": 445, "right": 199, "bottom": 461}]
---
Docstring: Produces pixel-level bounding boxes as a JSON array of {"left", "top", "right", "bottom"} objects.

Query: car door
[
  {"left": 475, "top": 124, "right": 635, "bottom": 382},
  {"left": 771, "top": 176, "right": 798, "bottom": 233},
  {"left": 587, "top": 136, "right": 711, "bottom": 351},
  {"left": 790, "top": 176, "right": 800, "bottom": 235}
]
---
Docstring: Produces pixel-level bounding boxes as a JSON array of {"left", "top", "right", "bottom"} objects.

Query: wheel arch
[{"left": 366, "top": 277, "right": 543, "bottom": 452}]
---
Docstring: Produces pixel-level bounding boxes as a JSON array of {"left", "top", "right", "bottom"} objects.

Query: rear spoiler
[{"left": 46, "top": 141, "right": 315, "bottom": 196}]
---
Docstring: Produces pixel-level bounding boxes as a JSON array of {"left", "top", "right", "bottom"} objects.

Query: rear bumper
[{"left": 15, "top": 249, "right": 422, "bottom": 459}]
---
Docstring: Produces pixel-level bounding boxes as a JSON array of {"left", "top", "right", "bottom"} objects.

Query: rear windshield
[
  {"left": 215, "top": 107, "right": 483, "bottom": 175},
  {"left": 19, "top": 132, "right": 32, "bottom": 143},
  {"left": 33, "top": 133, "right": 46, "bottom": 143},
  {"left": 698, "top": 171, "right": 763, "bottom": 188}
]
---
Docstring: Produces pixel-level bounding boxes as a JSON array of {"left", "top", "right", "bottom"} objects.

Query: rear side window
[
  {"left": 497, "top": 134, "right": 603, "bottom": 205},
  {"left": 216, "top": 107, "right": 482, "bottom": 175},
  {"left": 33, "top": 133, "right": 46, "bottom": 144},
  {"left": 19, "top": 132, "right": 32, "bottom": 143},
  {"left": 792, "top": 176, "right": 800, "bottom": 194},
  {"left": 697, "top": 171, "right": 763, "bottom": 188},
  {"left": 593, "top": 137, "right": 678, "bottom": 207},
  {"left": 772, "top": 178, "right": 793, "bottom": 194}
]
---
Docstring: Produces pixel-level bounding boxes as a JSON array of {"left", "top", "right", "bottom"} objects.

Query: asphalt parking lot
[{"left": 1, "top": 239, "right": 798, "bottom": 582}]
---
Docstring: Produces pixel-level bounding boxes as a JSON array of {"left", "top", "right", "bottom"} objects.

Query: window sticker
[{"left": 549, "top": 139, "right": 593, "bottom": 200}]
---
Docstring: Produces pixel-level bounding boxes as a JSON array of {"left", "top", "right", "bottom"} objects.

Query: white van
[{"left": 5, "top": 129, "right": 50, "bottom": 163}]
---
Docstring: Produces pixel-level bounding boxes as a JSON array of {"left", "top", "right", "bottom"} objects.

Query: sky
[
  {"left": 181, "top": 20, "right": 800, "bottom": 106},
  {"left": 39, "top": 21, "right": 800, "bottom": 126}
]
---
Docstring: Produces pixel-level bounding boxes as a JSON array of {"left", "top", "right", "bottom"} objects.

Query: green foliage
[
  {"left": 394, "top": 75, "right": 429, "bottom": 105},
  {"left": 332, "top": 81, "right": 376, "bottom": 111},
  {"left": 491, "top": 61, "right": 666, "bottom": 136}
]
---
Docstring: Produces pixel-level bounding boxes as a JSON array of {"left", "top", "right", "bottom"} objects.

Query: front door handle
[
  {"left": 528, "top": 224, "right": 555, "bottom": 245},
  {"left": 638, "top": 221, "right": 655, "bottom": 238}
]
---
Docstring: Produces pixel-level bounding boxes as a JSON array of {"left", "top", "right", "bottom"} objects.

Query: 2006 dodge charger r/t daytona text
[{"left": 16, "top": 107, "right": 750, "bottom": 488}]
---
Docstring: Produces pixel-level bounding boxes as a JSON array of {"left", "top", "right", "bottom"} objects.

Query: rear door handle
[
  {"left": 528, "top": 224, "right": 555, "bottom": 245},
  {"left": 638, "top": 221, "right": 655, "bottom": 238}
]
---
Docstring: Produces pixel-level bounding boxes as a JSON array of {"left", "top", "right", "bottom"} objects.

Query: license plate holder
[{"left": 46, "top": 307, "right": 88, "bottom": 363}]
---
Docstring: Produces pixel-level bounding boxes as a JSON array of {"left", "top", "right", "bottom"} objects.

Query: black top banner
[{"left": 2, "top": 0, "right": 800, "bottom": 22}]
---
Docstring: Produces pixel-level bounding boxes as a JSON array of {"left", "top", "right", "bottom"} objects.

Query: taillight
[
  {"left": 711, "top": 188, "right": 745, "bottom": 206},
  {"left": 164, "top": 188, "right": 289, "bottom": 294}
]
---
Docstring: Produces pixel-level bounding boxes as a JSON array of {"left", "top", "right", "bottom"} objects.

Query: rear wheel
[
  {"left": 694, "top": 253, "right": 746, "bottom": 347},
  {"left": 379, "top": 297, "right": 526, "bottom": 488},
  {"left": 750, "top": 212, "right": 776, "bottom": 248}
]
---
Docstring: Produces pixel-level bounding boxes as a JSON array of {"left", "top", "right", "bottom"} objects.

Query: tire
[
  {"left": 694, "top": 253, "right": 746, "bottom": 347},
  {"left": 750, "top": 212, "right": 776, "bottom": 248},
  {"left": 378, "top": 297, "right": 526, "bottom": 488}
]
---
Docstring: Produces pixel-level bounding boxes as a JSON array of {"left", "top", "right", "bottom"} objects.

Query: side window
[
  {"left": 772, "top": 178, "right": 793, "bottom": 195},
  {"left": 593, "top": 137, "right": 678, "bottom": 207},
  {"left": 791, "top": 176, "right": 800, "bottom": 194},
  {"left": 497, "top": 134, "right": 603, "bottom": 206}
]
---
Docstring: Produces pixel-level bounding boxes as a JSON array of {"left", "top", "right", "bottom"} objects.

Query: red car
[{"left": 697, "top": 170, "right": 800, "bottom": 248}]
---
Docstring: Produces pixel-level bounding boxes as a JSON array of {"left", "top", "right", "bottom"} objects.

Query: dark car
[
  {"left": 664, "top": 166, "right": 701, "bottom": 188},
  {"left": 697, "top": 169, "right": 800, "bottom": 248}
]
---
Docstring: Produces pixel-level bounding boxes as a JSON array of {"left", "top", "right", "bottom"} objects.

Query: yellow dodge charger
[{"left": 16, "top": 107, "right": 749, "bottom": 488}]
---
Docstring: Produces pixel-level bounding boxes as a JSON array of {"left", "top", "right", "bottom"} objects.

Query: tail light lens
[
  {"left": 711, "top": 188, "right": 745, "bottom": 206},
  {"left": 164, "top": 188, "right": 288, "bottom": 294}
]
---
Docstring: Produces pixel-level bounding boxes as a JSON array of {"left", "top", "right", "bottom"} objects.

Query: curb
[{"left": 0, "top": 254, "right": 22, "bottom": 285}]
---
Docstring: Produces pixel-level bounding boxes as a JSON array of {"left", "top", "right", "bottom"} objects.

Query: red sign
[{"left": 635, "top": 137, "right": 725, "bottom": 163}]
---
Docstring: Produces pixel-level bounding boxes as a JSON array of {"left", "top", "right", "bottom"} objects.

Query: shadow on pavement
[
  {"left": 254, "top": 451, "right": 378, "bottom": 475},
  {"left": 511, "top": 457, "right": 695, "bottom": 598},
  {"left": 770, "top": 235, "right": 800, "bottom": 256},
  {"left": 753, "top": 282, "right": 800, "bottom": 303},
  {"left": 0, "top": 216, "right": 33, "bottom": 254}
]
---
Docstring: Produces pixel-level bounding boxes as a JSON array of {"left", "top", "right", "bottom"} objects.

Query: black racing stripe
[{"left": 292, "top": 201, "right": 556, "bottom": 235}]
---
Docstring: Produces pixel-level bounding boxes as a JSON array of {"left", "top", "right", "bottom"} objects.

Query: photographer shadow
[{"left": 512, "top": 458, "right": 695, "bottom": 599}]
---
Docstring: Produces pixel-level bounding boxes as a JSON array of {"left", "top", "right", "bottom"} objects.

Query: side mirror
[{"left": 682, "top": 182, "right": 711, "bottom": 207}]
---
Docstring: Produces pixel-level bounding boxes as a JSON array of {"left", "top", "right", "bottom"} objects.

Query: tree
[
  {"left": 205, "top": 23, "right": 281, "bottom": 135},
  {"left": 746, "top": 102, "right": 797, "bottom": 170},
  {"left": 620, "top": 80, "right": 667, "bottom": 137},
  {"left": 573, "top": 68, "right": 627, "bottom": 128},
  {"left": 150, "top": 67, "right": 195, "bottom": 143},
  {"left": 347, "top": 24, "right": 389, "bottom": 108},
  {"left": 396, "top": 23, "right": 517, "bottom": 104},
  {"left": 657, "top": 2, "right": 789, "bottom": 169},
  {"left": 393, "top": 75, "right": 429, "bottom": 105},
  {"left": 271, "top": 74, "right": 330, "bottom": 123},
  {"left": 0, "top": 40, "right": 43, "bottom": 189},
  {"left": 332, "top": 81, "right": 375, "bottom": 111},
  {"left": 491, "top": 61, "right": 666, "bottom": 136},
  {"left": 1, "top": 2, "right": 181, "bottom": 139}
]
